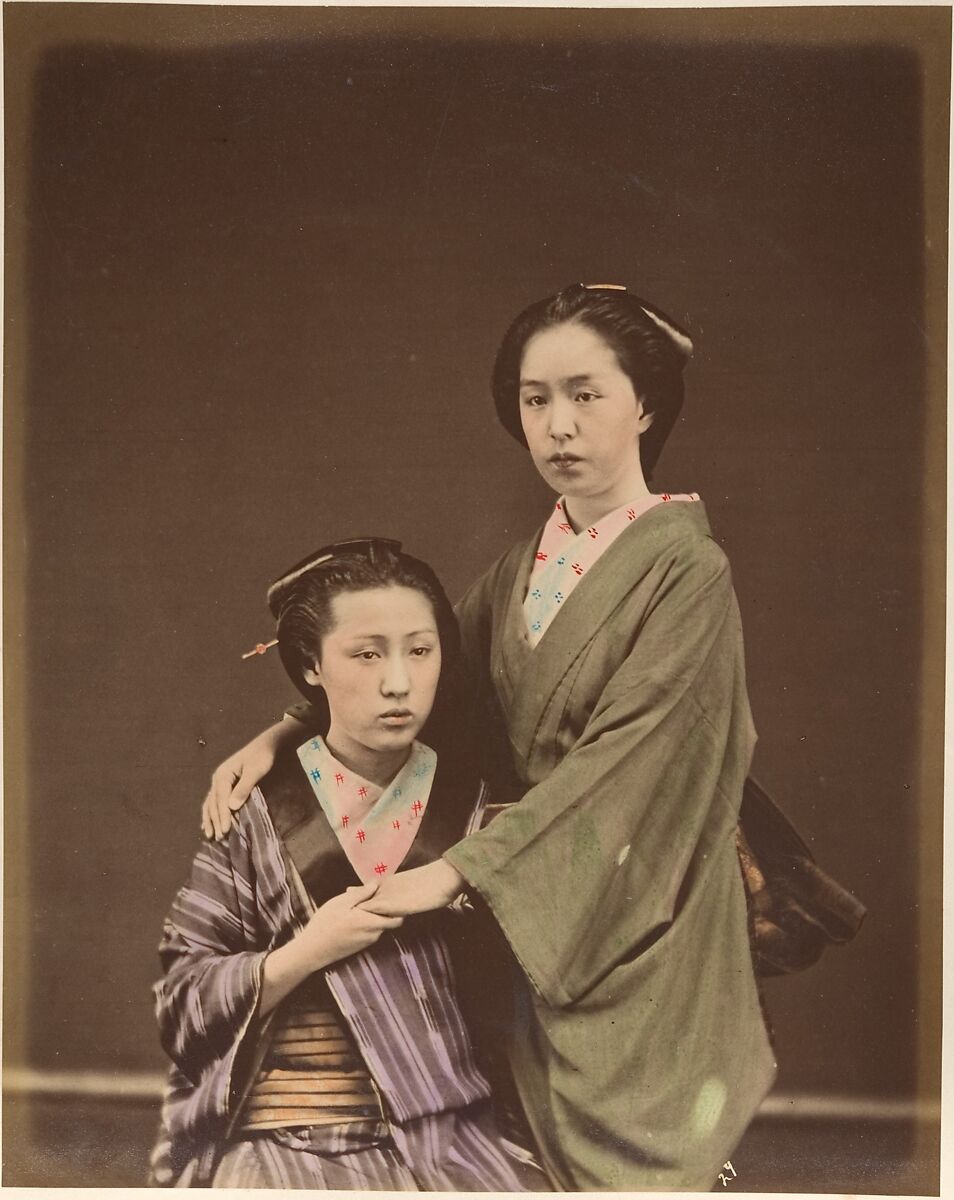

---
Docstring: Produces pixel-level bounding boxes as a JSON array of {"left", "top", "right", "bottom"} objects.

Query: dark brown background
[{"left": 4, "top": 3, "right": 948, "bottom": 1190}]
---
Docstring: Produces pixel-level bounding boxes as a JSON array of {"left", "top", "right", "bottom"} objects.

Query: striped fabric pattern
[
  {"left": 150, "top": 786, "right": 548, "bottom": 1190},
  {"left": 327, "top": 929, "right": 491, "bottom": 1123},
  {"left": 151, "top": 791, "right": 300, "bottom": 1185},
  {"left": 212, "top": 1105, "right": 546, "bottom": 1190},
  {"left": 212, "top": 1129, "right": 418, "bottom": 1189}
]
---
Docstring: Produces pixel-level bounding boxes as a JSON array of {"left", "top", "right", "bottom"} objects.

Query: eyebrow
[
  {"left": 339, "top": 629, "right": 438, "bottom": 641},
  {"left": 519, "top": 373, "right": 604, "bottom": 388}
]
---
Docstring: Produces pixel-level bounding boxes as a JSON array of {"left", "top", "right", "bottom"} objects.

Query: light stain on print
[{"left": 691, "top": 1078, "right": 727, "bottom": 1136}]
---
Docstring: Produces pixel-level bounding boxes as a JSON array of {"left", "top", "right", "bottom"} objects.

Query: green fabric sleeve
[
  {"left": 452, "top": 547, "right": 529, "bottom": 798},
  {"left": 444, "top": 540, "right": 749, "bottom": 1009},
  {"left": 454, "top": 562, "right": 500, "bottom": 711},
  {"left": 453, "top": 543, "right": 529, "bottom": 686}
]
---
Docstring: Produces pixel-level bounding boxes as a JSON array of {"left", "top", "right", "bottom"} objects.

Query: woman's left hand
[{"left": 357, "top": 859, "right": 466, "bottom": 917}]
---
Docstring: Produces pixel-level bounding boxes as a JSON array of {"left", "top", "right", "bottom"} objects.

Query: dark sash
[{"left": 739, "top": 777, "right": 867, "bottom": 975}]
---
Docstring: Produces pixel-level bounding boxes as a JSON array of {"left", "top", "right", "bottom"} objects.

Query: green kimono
[{"left": 443, "top": 500, "right": 777, "bottom": 1191}]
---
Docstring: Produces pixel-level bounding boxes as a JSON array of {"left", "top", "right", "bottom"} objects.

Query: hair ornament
[
  {"left": 580, "top": 282, "right": 693, "bottom": 360},
  {"left": 244, "top": 538, "right": 405, "bottom": 660},
  {"left": 242, "top": 638, "right": 278, "bottom": 660},
  {"left": 266, "top": 537, "right": 402, "bottom": 617},
  {"left": 634, "top": 302, "right": 694, "bottom": 362}
]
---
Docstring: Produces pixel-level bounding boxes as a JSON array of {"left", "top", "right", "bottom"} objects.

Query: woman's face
[
  {"left": 303, "top": 586, "right": 442, "bottom": 766},
  {"left": 518, "top": 321, "right": 653, "bottom": 503}
]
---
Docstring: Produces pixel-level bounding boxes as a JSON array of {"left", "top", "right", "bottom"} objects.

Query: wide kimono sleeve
[
  {"left": 444, "top": 536, "right": 754, "bottom": 1009},
  {"left": 153, "top": 807, "right": 284, "bottom": 1086}
]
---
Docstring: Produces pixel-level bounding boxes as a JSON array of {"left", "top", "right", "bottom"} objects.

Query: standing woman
[{"left": 203, "top": 284, "right": 777, "bottom": 1190}]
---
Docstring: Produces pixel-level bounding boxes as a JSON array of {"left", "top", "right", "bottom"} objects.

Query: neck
[
  {"left": 562, "top": 474, "right": 652, "bottom": 531},
  {"left": 324, "top": 733, "right": 411, "bottom": 789}
]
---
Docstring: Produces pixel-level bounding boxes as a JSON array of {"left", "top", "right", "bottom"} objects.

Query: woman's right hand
[
  {"left": 260, "top": 883, "right": 403, "bottom": 1015},
  {"left": 201, "top": 719, "right": 302, "bottom": 840},
  {"left": 296, "top": 883, "right": 405, "bottom": 967}
]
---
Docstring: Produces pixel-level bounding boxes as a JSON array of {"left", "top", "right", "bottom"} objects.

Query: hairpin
[
  {"left": 266, "top": 537, "right": 402, "bottom": 617},
  {"left": 580, "top": 283, "right": 693, "bottom": 360},
  {"left": 636, "top": 305, "right": 694, "bottom": 360},
  {"left": 245, "top": 538, "right": 404, "bottom": 660},
  {"left": 241, "top": 638, "right": 278, "bottom": 660}
]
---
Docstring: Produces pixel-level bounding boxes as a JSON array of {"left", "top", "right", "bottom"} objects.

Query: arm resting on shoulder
[{"left": 202, "top": 714, "right": 308, "bottom": 840}]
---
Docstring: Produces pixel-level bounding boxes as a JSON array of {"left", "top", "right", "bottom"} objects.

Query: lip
[
  {"left": 548, "top": 453, "right": 583, "bottom": 468},
  {"left": 379, "top": 710, "right": 414, "bottom": 725}
]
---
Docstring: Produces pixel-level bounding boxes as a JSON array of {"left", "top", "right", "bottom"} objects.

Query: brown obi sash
[
  {"left": 737, "top": 778, "right": 866, "bottom": 976},
  {"left": 240, "top": 978, "right": 382, "bottom": 1132}
]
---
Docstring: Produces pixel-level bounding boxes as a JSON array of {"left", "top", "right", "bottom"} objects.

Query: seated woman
[{"left": 150, "top": 538, "right": 548, "bottom": 1190}]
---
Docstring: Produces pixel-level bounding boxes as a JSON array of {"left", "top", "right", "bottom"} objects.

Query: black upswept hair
[{"left": 491, "top": 284, "right": 693, "bottom": 479}]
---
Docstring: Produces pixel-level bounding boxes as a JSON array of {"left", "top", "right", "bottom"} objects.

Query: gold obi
[{"left": 240, "top": 980, "right": 382, "bottom": 1132}]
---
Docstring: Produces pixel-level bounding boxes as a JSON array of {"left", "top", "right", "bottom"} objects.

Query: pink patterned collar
[
  {"left": 524, "top": 491, "right": 700, "bottom": 646},
  {"left": 296, "top": 736, "right": 437, "bottom": 883}
]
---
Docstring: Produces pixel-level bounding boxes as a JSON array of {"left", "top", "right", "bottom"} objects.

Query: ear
[
  {"left": 636, "top": 398, "right": 654, "bottom": 435},
  {"left": 302, "top": 661, "right": 322, "bottom": 686}
]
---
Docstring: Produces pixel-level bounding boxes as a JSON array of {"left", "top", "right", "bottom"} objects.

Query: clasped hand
[
  {"left": 261, "top": 881, "right": 403, "bottom": 1015},
  {"left": 297, "top": 883, "right": 405, "bottom": 964},
  {"left": 261, "top": 863, "right": 467, "bottom": 1016},
  {"left": 354, "top": 860, "right": 466, "bottom": 918}
]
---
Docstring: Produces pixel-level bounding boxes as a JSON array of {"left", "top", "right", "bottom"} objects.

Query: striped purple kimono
[{"left": 150, "top": 767, "right": 547, "bottom": 1190}]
